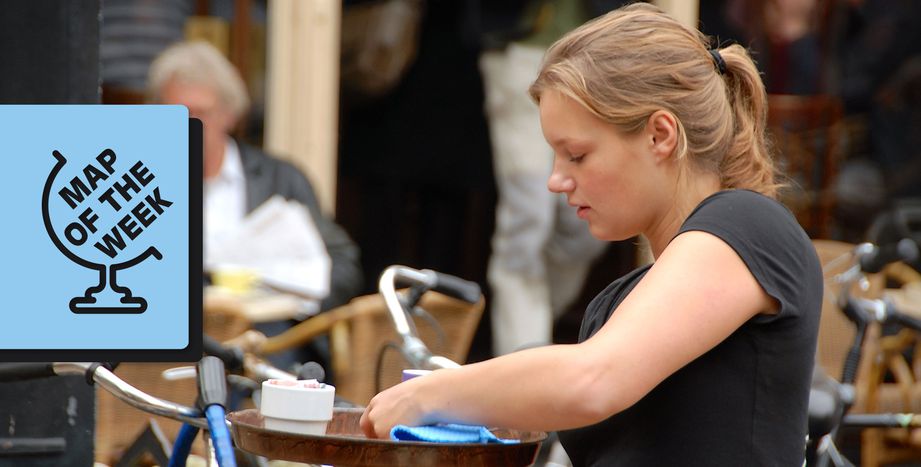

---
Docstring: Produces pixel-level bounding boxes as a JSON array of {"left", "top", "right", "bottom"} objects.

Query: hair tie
[{"left": 709, "top": 49, "right": 727, "bottom": 75}]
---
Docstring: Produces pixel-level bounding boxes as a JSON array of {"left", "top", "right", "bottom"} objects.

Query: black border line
[{"left": 0, "top": 116, "right": 203, "bottom": 362}]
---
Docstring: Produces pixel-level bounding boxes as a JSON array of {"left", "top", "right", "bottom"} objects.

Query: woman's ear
[{"left": 645, "top": 110, "right": 678, "bottom": 163}]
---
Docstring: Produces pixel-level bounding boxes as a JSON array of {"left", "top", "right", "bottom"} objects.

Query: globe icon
[{"left": 43, "top": 149, "right": 163, "bottom": 314}]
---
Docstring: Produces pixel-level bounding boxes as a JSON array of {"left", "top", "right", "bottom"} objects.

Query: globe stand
[
  {"left": 71, "top": 264, "right": 148, "bottom": 314},
  {"left": 68, "top": 248, "right": 164, "bottom": 314}
]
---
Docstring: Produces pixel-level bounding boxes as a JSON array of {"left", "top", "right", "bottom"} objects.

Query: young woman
[{"left": 360, "top": 4, "right": 822, "bottom": 465}]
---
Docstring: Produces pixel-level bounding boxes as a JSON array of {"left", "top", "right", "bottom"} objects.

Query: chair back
[{"left": 329, "top": 290, "right": 484, "bottom": 406}]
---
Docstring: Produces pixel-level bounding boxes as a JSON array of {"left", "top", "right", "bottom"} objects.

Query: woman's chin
[
  {"left": 587, "top": 225, "right": 614, "bottom": 241},
  {"left": 590, "top": 225, "right": 636, "bottom": 243}
]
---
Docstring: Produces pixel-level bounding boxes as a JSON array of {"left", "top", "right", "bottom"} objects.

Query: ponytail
[{"left": 717, "top": 45, "right": 780, "bottom": 198}]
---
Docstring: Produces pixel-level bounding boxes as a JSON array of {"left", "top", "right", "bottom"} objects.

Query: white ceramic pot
[{"left": 260, "top": 379, "right": 335, "bottom": 436}]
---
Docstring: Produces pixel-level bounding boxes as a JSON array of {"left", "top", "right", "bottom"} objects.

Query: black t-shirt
[{"left": 557, "top": 190, "right": 823, "bottom": 467}]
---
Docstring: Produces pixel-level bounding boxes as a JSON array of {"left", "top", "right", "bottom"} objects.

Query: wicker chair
[{"left": 257, "top": 290, "right": 485, "bottom": 406}]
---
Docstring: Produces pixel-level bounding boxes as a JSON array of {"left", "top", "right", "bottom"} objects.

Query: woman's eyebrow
[{"left": 550, "top": 136, "right": 588, "bottom": 147}]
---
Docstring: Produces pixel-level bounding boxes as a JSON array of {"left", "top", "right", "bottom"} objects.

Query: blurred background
[
  {"left": 96, "top": 0, "right": 921, "bottom": 361},
  {"left": 1, "top": 0, "right": 920, "bottom": 465}
]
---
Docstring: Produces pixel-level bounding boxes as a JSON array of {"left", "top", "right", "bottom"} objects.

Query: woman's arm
[{"left": 360, "top": 230, "right": 777, "bottom": 437}]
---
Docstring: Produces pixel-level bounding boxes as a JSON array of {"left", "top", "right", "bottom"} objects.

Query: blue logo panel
[{"left": 0, "top": 105, "right": 202, "bottom": 361}]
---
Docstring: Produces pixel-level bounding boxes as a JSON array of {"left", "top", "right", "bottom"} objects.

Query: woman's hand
[{"left": 359, "top": 376, "right": 431, "bottom": 439}]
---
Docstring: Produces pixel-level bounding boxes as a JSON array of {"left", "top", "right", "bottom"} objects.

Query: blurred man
[
  {"left": 477, "top": 0, "right": 610, "bottom": 356},
  {"left": 148, "top": 41, "right": 363, "bottom": 374}
]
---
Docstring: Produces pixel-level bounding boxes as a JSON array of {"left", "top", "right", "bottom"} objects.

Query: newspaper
[{"left": 206, "top": 195, "right": 331, "bottom": 305}]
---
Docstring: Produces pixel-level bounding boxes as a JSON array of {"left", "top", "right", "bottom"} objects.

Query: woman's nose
[{"left": 547, "top": 169, "right": 575, "bottom": 193}]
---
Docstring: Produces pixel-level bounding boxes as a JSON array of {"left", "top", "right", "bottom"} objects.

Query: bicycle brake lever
[{"left": 162, "top": 365, "right": 197, "bottom": 381}]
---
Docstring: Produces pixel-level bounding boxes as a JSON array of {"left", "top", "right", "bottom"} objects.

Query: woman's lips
[{"left": 577, "top": 206, "right": 589, "bottom": 218}]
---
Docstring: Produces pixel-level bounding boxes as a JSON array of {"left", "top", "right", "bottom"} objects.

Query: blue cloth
[{"left": 390, "top": 424, "right": 520, "bottom": 444}]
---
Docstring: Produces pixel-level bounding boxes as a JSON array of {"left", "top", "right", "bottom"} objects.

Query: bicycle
[
  {"left": 807, "top": 238, "right": 921, "bottom": 466},
  {"left": 222, "top": 265, "right": 547, "bottom": 466}
]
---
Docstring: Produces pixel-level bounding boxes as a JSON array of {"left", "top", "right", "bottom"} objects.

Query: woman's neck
[{"left": 645, "top": 172, "right": 722, "bottom": 259}]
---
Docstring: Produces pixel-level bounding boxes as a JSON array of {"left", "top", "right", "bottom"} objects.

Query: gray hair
[{"left": 147, "top": 41, "right": 250, "bottom": 118}]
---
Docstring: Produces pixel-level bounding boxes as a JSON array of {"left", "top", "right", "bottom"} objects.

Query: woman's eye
[{"left": 568, "top": 154, "right": 585, "bottom": 163}]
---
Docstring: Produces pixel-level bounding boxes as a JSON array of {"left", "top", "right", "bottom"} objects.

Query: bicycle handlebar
[
  {"left": 886, "top": 305, "right": 921, "bottom": 333},
  {"left": 201, "top": 333, "right": 298, "bottom": 383},
  {"left": 197, "top": 356, "right": 229, "bottom": 408},
  {"left": 378, "top": 265, "right": 480, "bottom": 370},
  {"left": 843, "top": 413, "right": 921, "bottom": 429},
  {"left": 858, "top": 238, "right": 919, "bottom": 274},
  {"left": 203, "top": 334, "right": 244, "bottom": 372},
  {"left": 85, "top": 363, "right": 210, "bottom": 429},
  {"left": 428, "top": 270, "right": 482, "bottom": 304},
  {"left": 0, "top": 362, "right": 211, "bottom": 430},
  {"left": 0, "top": 363, "right": 57, "bottom": 381}
]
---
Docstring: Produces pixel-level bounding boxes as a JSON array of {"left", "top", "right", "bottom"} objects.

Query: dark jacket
[{"left": 238, "top": 142, "right": 363, "bottom": 311}]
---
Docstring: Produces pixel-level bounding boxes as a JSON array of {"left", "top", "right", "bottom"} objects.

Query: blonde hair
[
  {"left": 147, "top": 41, "right": 250, "bottom": 119},
  {"left": 529, "top": 3, "right": 779, "bottom": 198}
]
